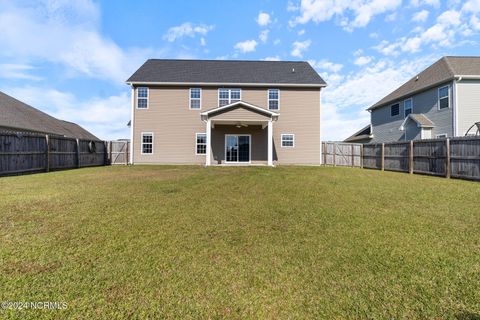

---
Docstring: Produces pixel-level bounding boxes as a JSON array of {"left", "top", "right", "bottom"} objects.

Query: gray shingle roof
[
  {"left": 126, "top": 59, "right": 326, "bottom": 86},
  {"left": 368, "top": 56, "right": 480, "bottom": 110},
  {"left": 0, "top": 91, "right": 99, "bottom": 140},
  {"left": 408, "top": 113, "right": 435, "bottom": 127}
]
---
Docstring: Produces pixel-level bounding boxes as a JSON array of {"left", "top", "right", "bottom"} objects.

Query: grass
[{"left": 0, "top": 165, "right": 480, "bottom": 319}]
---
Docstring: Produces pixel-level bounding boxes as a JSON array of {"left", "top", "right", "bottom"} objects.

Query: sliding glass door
[{"left": 225, "top": 135, "right": 250, "bottom": 163}]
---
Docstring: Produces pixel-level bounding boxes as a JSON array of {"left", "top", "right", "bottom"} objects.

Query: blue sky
[{"left": 0, "top": 0, "right": 479, "bottom": 140}]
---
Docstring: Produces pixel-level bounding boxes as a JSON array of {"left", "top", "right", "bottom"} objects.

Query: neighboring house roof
[
  {"left": 400, "top": 114, "right": 435, "bottom": 131},
  {"left": 0, "top": 91, "right": 99, "bottom": 140},
  {"left": 344, "top": 124, "right": 372, "bottom": 142},
  {"left": 368, "top": 56, "right": 480, "bottom": 111},
  {"left": 126, "top": 59, "right": 326, "bottom": 87}
]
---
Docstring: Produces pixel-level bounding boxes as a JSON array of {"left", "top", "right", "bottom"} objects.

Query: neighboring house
[
  {"left": 344, "top": 124, "right": 373, "bottom": 144},
  {"left": 126, "top": 59, "right": 326, "bottom": 166},
  {"left": 347, "top": 56, "right": 480, "bottom": 143},
  {"left": 0, "top": 90, "right": 98, "bottom": 140}
]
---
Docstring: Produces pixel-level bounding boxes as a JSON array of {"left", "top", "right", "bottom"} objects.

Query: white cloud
[
  {"left": 412, "top": 9, "right": 430, "bottom": 22},
  {"left": 234, "top": 40, "right": 258, "bottom": 53},
  {"left": 257, "top": 12, "right": 271, "bottom": 26},
  {"left": 273, "top": 39, "right": 281, "bottom": 45},
  {"left": 320, "top": 56, "right": 436, "bottom": 141},
  {"left": 4, "top": 86, "right": 130, "bottom": 140},
  {"left": 291, "top": 0, "right": 402, "bottom": 31},
  {"left": 0, "top": 64, "right": 42, "bottom": 81},
  {"left": 354, "top": 56, "right": 373, "bottom": 66},
  {"left": 298, "top": 29, "right": 306, "bottom": 35},
  {"left": 259, "top": 30, "right": 270, "bottom": 43},
  {"left": 463, "top": 0, "right": 480, "bottom": 13},
  {"left": 291, "top": 39, "right": 311, "bottom": 58},
  {"left": 264, "top": 56, "right": 281, "bottom": 61},
  {"left": 309, "top": 59, "right": 343, "bottom": 73},
  {"left": 287, "top": 1, "right": 299, "bottom": 12},
  {"left": 410, "top": 0, "right": 440, "bottom": 8},
  {"left": 0, "top": 1, "right": 152, "bottom": 83},
  {"left": 200, "top": 37, "right": 207, "bottom": 46},
  {"left": 163, "top": 22, "right": 214, "bottom": 42}
]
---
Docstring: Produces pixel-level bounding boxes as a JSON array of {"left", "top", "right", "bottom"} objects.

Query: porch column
[
  {"left": 206, "top": 119, "right": 211, "bottom": 166},
  {"left": 267, "top": 120, "right": 273, "bottom": 166}
]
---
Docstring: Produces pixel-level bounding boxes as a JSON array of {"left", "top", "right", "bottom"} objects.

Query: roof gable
[
  {"left": 127, "top": 59, "right": 326, "bottom": 87},
  {"left": 400, "top": 113, "right": 435, "bottom": 130}
]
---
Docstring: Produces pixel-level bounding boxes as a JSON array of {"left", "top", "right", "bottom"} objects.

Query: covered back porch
[{"left": 201, "top": 101, "right": 279, "bottom": 166}]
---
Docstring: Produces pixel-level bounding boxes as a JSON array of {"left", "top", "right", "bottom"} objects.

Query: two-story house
[
  {"left": 345, "top": 56, "right": 480, "bottom": 143},
  {"left": 126, "top": 59, "right": 326, "bottom": 166}
]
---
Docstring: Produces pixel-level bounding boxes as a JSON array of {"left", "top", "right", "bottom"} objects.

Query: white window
[
  {"left": 268, "top": 89, "right": 280, "bottom": 110},
  {"left": 281, "top": 134, "right": 295, "bottom": 147},
  {"left": 404, "top": 98, "right": 412, "bottom": 118},
  {"left": 438, "top": 85, "right": 450, "bottom": 109},
  {"left": 218, "top": 88, "right": 241, "bottom": 107},
  {"left": 137, "top": 87, "right": 148, "bottom": 109},
  {"left": 190, "top": 88, "right": 201, "bottom": 110},
  {"left": 390, "top": 103, "right": 400, "bottom": 117},
  {"left": 196, "top": 133, "right": 206, "bottom": 155},
  {"left": 141, "top": 132, "right": 153, "bottom": 154},
  {"left": 436, "top": 133, "right": 448, "bottom": 138}
]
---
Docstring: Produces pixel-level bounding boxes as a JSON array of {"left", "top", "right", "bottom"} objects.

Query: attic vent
[{"left": 292, "top": 68, "right": 295, "bottom": 73}]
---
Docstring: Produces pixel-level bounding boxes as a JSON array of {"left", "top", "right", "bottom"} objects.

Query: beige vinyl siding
[
  {"left": 456, "top": 79, "right": 480, "bottom": 136},
  {"left": 133, "top": 86, "right": 321, "bottom": 165}
]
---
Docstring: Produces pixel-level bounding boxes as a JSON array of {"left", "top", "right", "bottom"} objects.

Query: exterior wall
[
  {"left": 371, "top": 81, "right": 454, "bottom": 142},
  {"left": 404, "top": 121, "right": 422, "bottom": 141},
  {"left": 133, "top": 86, "right": 321, "bottom": 165},
  {"left": 456, "top": 79, "right": 480, "bottom": 136}
]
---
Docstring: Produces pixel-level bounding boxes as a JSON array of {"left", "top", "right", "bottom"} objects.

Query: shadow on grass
[{"left": 456, "top": 311, "right": 480, "bottom": 320}]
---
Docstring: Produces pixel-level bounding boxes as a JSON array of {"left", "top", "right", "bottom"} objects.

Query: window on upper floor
[
  {"left": 137, "top": 87, "right": 148, "bottom": 109},
  {"left": 218, "top": 89, "right": 241, "bottom": 107},
  {"left": 190, "top": 88, "right": 201, "bottom": 110},
  {"left": 141, "top": 132, "right": 153, "bottom": 154},
  {"left": 390, "top": 103, "right": 400, "bottom": 117},
  {"left": 268, "top": 89, "right": 280, "bottom": 110},
  {"left": 438, "top": 85, "right": 450, "bottom": 110},
  {"left": 404, "top": 98, "right": 412, "bottom": 118}
]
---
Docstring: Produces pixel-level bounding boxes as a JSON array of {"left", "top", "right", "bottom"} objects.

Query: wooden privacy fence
[
  {"left": 322, "top": 142, "right": 363, "bottom": 167},
  {"left": 328, "top": 136, "right": 480, "bottom": 181},
  {"left": 0, "top": 132, "right": 107, "bottom": 177},
  {"left": 108, "top": 141, "right": 130, "bottom": 165}
]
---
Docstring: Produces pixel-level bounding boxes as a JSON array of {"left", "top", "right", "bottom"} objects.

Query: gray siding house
[{"left": 346, "top": 56, "right": 480, "bottom": 143}]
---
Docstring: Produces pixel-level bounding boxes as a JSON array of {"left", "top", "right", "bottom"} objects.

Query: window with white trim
[
  {"left": 404, "top": 98, "right": 412, "bottom": 118},
  {"left": 281, "top": 134, "right": 295, "bottom": 147},
  {"left": 438, "top": 85, "right": 450, "bottom": 109},
  {"left": 137, "top": 87, "right": 148, "bottom": 109},
  {"left": 268, "top": 89, "right": 280, "bottom": 110},
  {"left": 190, "top": 88, "right": 201, "bottom": 109},
  {"left": 196, "top": 133, "right": 206, "bottom": 155},
  {"left": 218, "top": 88, "right": 241, "bottom": 107},
  {"left": 391, "top": 103, "right": 400, "bottom": 117},
  {"left": 141, "top": 133, "right": 153, "bottom": 154}
]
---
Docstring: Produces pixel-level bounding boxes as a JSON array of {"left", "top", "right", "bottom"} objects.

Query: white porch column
[
  {"left": 206, "top": 119, "right": 211, "bottom": 166},
  {"left": 267, "top": 120, "right": 273, "bottom": 166}
]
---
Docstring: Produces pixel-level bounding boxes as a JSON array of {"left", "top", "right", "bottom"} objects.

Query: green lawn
[{"left": 1, "top": 166, "right": 479, "bottom": 319}]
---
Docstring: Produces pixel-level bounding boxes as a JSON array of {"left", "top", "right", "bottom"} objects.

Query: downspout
[
  {"left": 130, "top": 85, "right": 135, "bottom": 164},
  {"left": 453, "top": 76, "right": 462, "bottom": 137}
]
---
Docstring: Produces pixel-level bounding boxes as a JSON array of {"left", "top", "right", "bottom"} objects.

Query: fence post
[
  {"left": 446, "top": 138, "right": 451, "bottom": 179},
  {"left": 45, "top": 134, "right": 50, "bottom": 172},
  {"left": 333, "top": 143, "right": 336, "bottom": 167},
  {"left": 360, "top": 144, "right": 364, "bottom": 169},
  {"left": 109, "top": 141, "right": 112, "bottom": 165},
  {"left": 126, "top": 142, "right": 130, "bottom": 165},
  {"left": 381, "top": 143, "right": 385, "bottom": 171},
  {"left": 351, "top": 144, "right": 355, "bottom": 167},
  {"left": 76, "top": 139, "right": 80, "bottom": 168},
  {"left": 409, "top": 140, "right": 414, "bottom": 174}
]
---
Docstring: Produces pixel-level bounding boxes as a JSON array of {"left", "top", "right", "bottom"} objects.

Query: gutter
[{"left": 125, "top": 81, "right": 327, "bottom": 88}]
